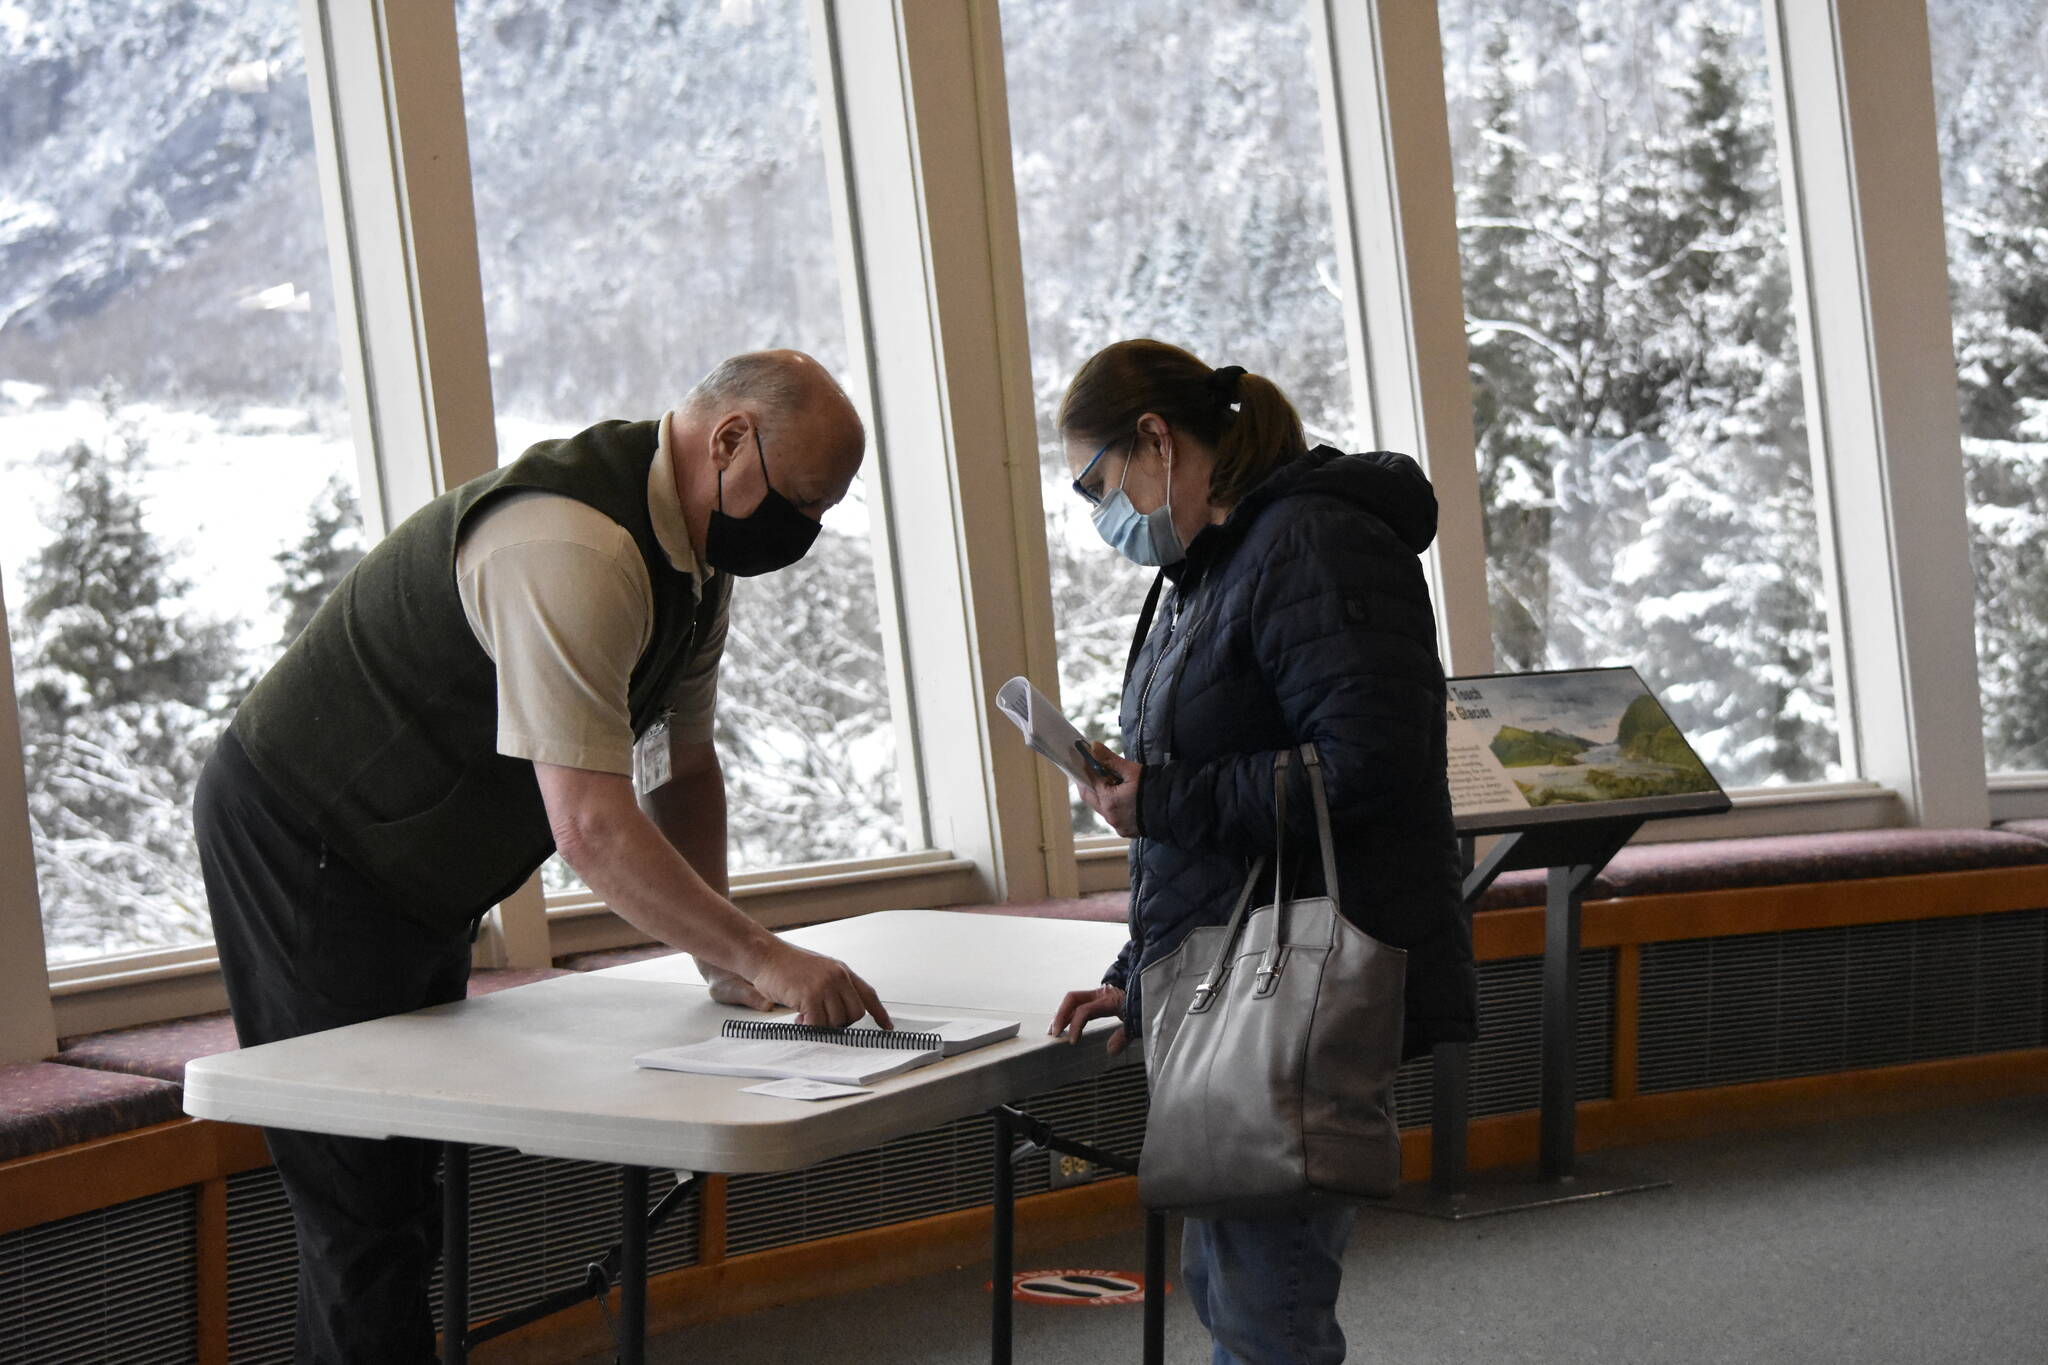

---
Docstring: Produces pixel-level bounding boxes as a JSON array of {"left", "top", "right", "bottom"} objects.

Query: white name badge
[{"left": 633, "top": 713, "right": 673, "bottom": 795}]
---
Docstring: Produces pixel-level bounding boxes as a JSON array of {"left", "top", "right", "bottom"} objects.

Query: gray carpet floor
[{"left": 580, "top": 1094, "right": 2048, "bottom": 1364}]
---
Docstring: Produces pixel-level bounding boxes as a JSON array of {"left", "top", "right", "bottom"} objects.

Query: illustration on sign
[{"left": 1446, "top": 668, "right": 1724, "bottom": 826}]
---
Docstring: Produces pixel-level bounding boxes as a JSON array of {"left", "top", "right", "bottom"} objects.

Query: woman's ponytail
[{"left": 1208, "top": 371, "right": 1307, "bottom": 506}]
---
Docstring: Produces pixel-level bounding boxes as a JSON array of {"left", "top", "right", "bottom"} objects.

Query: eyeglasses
[{"left": 1070, "top": 432, "right": 1133, "bottom": 507}]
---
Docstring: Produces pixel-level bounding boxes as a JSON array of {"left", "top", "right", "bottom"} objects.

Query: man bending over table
[{"left": 195, "top": 350, "right": 889, "bottom": 1364}]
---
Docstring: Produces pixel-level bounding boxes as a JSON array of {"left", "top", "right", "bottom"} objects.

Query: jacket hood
[{"left": 1195, "top": 446, "right": 1439, "bottom": 562}]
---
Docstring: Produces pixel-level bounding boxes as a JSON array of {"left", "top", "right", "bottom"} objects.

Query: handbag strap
[
  {"left": 1300, "top": 743, "right": 1340, "bottom": 903},
  {"left": 1255, "top": 749, "right": 1293, "bottom": 993},
  {"left": 1252, "top": 743, "right": 1341, "bottom": 991},
  {"left": 1120, "top": 570, "right": 1168, "bottom": 694},
  {"left": 1269, "top": 748, "right": 1290, "bottom": 912},
  {"left": 1190, "top": 750, "right": 1289, "bottom": 1013},
  {"left": 1185, "top": 745, "right": 1341, "bottom": 1010},
  {"left": 1188, "top": 853, "right": 1269, "bottom": 1014}
]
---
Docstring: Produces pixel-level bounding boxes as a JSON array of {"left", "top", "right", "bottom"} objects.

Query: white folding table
[{"left": 183, "top": 910, "right": 1160, "bottom": 1364}]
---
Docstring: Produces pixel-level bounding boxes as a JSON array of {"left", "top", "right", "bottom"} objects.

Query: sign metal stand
[{"left": 1388, "top": 668, "right": 1732, "bottom": 1220}]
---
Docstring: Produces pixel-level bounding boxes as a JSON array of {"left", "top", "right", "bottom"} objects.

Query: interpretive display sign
[{"left": 1445, "top": 666, "right": 1730, "bottom": 835}]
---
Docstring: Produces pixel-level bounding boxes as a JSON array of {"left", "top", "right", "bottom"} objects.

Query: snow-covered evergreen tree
[
  {"left": 1950, "top": 134, "right": 2048, "bottom": 769},
  {"left": 1445, "top": 3, "right": 1839, "bottom": 786},
  {"left": 714, "top": 522, "right": 902, "bottom": 867},
  {"left": 1461, "top": 19, "right": 1561, "bottom": 671},
  {"left": 1613, "top": 25, "right": 1836, "bottom": 784},
  {"left": 14, "top": 404, "right": 238, "bottom": 956},
  {"left": 274, "top": 472, "right": 367, "bottom": 647}
]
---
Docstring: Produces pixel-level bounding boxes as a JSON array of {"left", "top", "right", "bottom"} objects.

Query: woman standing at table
[{"left": 1047, "top": 339, "right": 1476, "bottom": 1364}]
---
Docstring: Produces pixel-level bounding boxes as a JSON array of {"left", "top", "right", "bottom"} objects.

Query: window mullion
[
  {"left": 1310, "top": 0, "right": 1493, "bottom": 675},
  {"left": 812, "top": 0, "right": 1073, "bottom": 902},
  {"left": 807, "top": 0, "right": 930, "bottom": 853},
  {"left": 0, "top": 577, "right": 58, "bottom": 1062},
  {"left": 299, "top": 0, "right": 497, "bottom": 530},
  {"left": 1767, "top": 0, "right": 1988, "bottom": 825},
  {"left": 301, "top": 0, "right": 549, "bottom": 962}
]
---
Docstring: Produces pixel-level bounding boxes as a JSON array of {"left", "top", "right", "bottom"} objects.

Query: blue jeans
[{"left": 1180, "top": 1206, "right": 1358, "bottom": 1364}]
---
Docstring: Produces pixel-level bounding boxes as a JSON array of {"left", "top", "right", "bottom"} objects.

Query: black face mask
[{"left": 703, "top": 426, "right": 822, "bottom": 577}]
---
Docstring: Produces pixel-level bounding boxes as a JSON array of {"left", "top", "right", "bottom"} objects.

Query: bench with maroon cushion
[
  {"left": 0, "top": 1062, "right": 186, "bottom": 1164},
  {"left": 553, "top": 830, "right": 2048, "bottom": 962},
  {"left": 0, "top": 966, "right": 579, "bottom": 1165},
  {"left": 1467, "top": 826, "right": 2048, "bottom": 909},
  {"left": 49, "top": 965, "right": 573, "bottom": 1088},
  {"left": 928, "top": 828, "right": 2048, "bottom": 921},
  {"left": 1997, "top": 818, "right": 2048, "bottom": 847}
]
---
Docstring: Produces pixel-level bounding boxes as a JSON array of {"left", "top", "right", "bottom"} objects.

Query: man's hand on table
[
  {"left": 1050, "top": 984, "right": 1127, "bottom": 1056},
  {"left": 748, "top": 941, "right": 893, "bottom": 1029},
  {"left": 694, "top": 956, "right": 776, "bottom": 1010}
]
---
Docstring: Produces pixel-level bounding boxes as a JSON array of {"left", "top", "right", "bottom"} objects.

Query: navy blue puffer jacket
[{"left": 1103, "top": 446, "right": 1477, "bottom": 1059}]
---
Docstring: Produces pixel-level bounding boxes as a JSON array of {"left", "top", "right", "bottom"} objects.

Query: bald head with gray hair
[
  {"left": 669, "top": 349, "right": 867, "bottom": 563},
  {"left": 685, "top": 350, "right": 861, "bottom": 450}
]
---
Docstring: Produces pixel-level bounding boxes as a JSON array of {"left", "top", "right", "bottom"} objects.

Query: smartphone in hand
[{"left": 1073, "top": 740, "right": 1124, "bottom": 787}]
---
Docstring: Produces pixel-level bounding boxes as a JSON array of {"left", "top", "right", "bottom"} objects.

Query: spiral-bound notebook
[{"left": 632, "top": 1013, "right": 1021, "bottom": 1086}]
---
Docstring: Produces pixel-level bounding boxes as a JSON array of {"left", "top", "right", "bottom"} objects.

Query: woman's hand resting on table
[
  {"left": 1077, "top": 742, "right": 1142, "bottom": 837},
  {"left": 1050, "top": 984, "right": 1128, "bottom": 1056}
]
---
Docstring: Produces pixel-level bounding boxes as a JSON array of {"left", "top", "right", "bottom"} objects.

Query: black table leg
[
  {"left": 991, "top": 1107, "right": 1014, "bottom": 1365},
  {"left": 442, "top": 1143, "right": 470, "bottom": 1365},
  {"left": 1142, "top": 1209, "right": 1166, "bottom": 1365},
  {"left": 619, "top": 1165, "right": 650, "bottom": 1365}
]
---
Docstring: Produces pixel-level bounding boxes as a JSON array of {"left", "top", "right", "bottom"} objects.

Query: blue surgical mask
[{"left": 1090, "top": 443, "right": 1185, "bottom": 567}]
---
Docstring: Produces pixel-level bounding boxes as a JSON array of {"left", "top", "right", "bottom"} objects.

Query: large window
[
  {"left": 1438, "top": 0, "right": 1843, "bottom": 789},
  {"left": 1926, "top": 0, "right": 2048, "bottom": 774},
  {"left": 0, "top": 2, "right": 360, "bottom": 963},
  {"left": 1001, "top": 0, "right": 1357, "bottom": 832},
  {"left": 456, "top": 0, "right": 909, "bottom": 871}
]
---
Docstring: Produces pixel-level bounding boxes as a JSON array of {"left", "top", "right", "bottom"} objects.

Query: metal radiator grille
[
  {"left": 226, "top": 1149, "right": 699, "bottom": 1363},
  {"left": 0, "top": 1187, "right": 196, "bottom": 1365},
  {"left": 1392, "top": 949, "right": 1615, "bottom": 1129},
  {"left": 225, "top": 1169, "right": 296, "bottom": 1364},
  {"left": 724, "top": 1063, "right": 1150, "bottom": 1259},
  {"left": 1638, "top": 910, "right": 2048, "bottom": 1094}
]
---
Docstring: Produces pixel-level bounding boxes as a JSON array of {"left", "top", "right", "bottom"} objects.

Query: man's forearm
[
  {"left": 533, "top": 761, "right": 884, "bottom": 1027},
  {"left": 643, "top": 754, "right": 728, "bottom": 896},
  {"left": 540, "top": 766, "right": 766, "bottom": 975}
]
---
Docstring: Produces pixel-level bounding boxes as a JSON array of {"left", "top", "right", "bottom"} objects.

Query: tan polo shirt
[{"left": 455, "top": 412, "right": 727, "bottom": 775}]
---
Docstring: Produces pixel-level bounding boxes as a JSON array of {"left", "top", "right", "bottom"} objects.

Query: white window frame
[
  {"left": 1054, "top": 0, "right": 1994, "bottom": 886},
  {"left": 539, "top": 0, "right": 1081, "bottom": 955},
  {"left": 1988, "top": 773, "right": 2048, "bottom": 824},
  {"left": 1309, "top": 0, "right": 1493, "bottom": 677},
  {"left": 1767, "top": 0, "right": 1989, "bottom": 828},
  {"left": 806, "top": 0, "right": 1074, "bottom": 904},
  {"left": 0, "top": 576, "right": 57, "bottom": 1062},
  {"left": 7, "top": 0, "right": 974, "bottom": 1037}
]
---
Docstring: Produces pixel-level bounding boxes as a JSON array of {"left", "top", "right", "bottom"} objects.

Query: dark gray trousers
[{"left": 196, "top": 729, "right": 472, "bottom": 1365}]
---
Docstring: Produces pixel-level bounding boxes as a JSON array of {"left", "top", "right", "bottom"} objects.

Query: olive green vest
[{"left": 233, "top": 419, "right": 727, "bottom": 930}]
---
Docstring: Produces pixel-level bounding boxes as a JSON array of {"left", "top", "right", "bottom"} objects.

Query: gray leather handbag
[{"left": 1137, "top": 745, "right": 1408, "bottom": 1218}]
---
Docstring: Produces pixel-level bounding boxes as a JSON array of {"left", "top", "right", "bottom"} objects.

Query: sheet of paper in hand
[{"left": 996, "top": 676, "right": 1098, "bottom": 787}]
